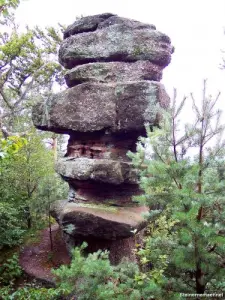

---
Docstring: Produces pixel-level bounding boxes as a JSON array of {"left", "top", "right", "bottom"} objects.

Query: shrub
[
  {"left": 0, "top": 254, "right": 22, "bottom": 285},
  {"left": 0, "top": 203, "right": 25, "bottom": 249},
  {"left": 52, "top": 242, "right": 173, "bottom": 300}
]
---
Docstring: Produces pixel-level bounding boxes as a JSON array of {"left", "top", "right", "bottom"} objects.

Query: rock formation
[{"left": 32, "top": 13, "right": 173, "bottom": 264}]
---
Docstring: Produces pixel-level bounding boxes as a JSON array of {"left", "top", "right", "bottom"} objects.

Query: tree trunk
[
  {"left": 52, "top": 135, "right": 57, "bottom": 161},
  {"left": 196, "top": 264, "right": 205, "bottom": 294},
  {"left": 195, "top": 237, "right": 205, "bottom": 294},
  {"left": 49, "top": 206, "right": 53, "bottom": 251},
  {"left": 24, "top": 206, "right": 32, "bottom": 229}
]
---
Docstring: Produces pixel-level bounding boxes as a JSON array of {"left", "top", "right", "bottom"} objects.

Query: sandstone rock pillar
[{"left": 32, "top": 13, "right": 173, "bottom": 264}]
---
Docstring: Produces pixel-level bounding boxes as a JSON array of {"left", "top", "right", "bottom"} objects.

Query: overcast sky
[{"left": 15, "top": 0, "right": 225, "bottom": 105}]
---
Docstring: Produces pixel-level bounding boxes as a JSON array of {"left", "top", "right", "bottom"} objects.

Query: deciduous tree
[{"left": 0, "top": 14, "right": 65, "bottom": 135}]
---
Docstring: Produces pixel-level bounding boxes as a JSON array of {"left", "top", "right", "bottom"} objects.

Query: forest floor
[{"left": 19, "top": 224, "right": 71, "bottom": 283}]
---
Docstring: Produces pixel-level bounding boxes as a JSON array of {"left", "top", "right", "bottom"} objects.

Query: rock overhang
[
  {"left": 32, "top": 81, "right": 169, "bottom": 135},
  {"left": 51, "top": 200, "right": 148, "bottom": 240}
]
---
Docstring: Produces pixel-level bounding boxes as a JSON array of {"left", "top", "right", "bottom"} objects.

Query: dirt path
[{"left": 19, "top": 224, "right": 71, "bottom": 283}]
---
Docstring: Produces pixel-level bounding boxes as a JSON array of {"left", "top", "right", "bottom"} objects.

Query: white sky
[{"left": 15, "top": 0, "right": 225, "bottom": 106}]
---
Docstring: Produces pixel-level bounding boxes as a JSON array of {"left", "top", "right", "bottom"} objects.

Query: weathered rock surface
[
  {"left": 51, "top": 200, "right": 148, "bottom": 240},
  {"left": 56, "top": 157, "right": 138, "bottom": 185},
  {"left": 65, "top": 61, "right": 163, "bottom": 87},
  {"left": 64, "top": 14, "right": 156, "bottom": 39},
  {"left": 63, "top": 13, "right": 115, "bottom": 38},
  {"left": 59, "top": 23, "right": 173, "bottom": 69},
  {"left": 32, "top": 13, "right": 173, "bottom": 264},
  {"left": 32, "top": 81, "right": 169, "bottom": 134}
]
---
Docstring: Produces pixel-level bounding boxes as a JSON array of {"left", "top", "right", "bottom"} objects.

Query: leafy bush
[
  {"left": 0, "top": 136, "right": 27, "bottom": 160},
  {"left": 0, "top": 203, "right": 25, "bottom": 248},
  {"left": 0, "top": 254, "right": 22, "bottom": 285}
]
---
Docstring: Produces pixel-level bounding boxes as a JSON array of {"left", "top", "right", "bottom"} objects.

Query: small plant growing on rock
[{"left": 64, "top": 223, "right": 76, "bottom": 235}]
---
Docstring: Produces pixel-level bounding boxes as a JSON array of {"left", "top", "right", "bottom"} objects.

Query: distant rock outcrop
[{"left": 32, "top": 13, "right": 173, "bottom": 264}]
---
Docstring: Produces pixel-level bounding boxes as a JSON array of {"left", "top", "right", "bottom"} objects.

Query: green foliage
[
  {"left": 64, "top": 223, "right": 76, "bottom": 235},
  {"left": 0, "top": 129, "right": 65, "bottom": 203},
  {"left": 129, "top": 82, "right": 225, "bottom": 295},
  {"left": 0, "top": 9, "right": 66, "bottom": 235},
  {"left": 52, "top": 243, "right": 176, "bottom": 300},
  {"left": 0, "top": 254, "right": 62, "bottom": 299},
  {"left": 0, "top": 285, "right": 61, "bottom": 300},
  {"left": 0, "top": 136, "right": 27, "bottom": 160},
  {"left": 0, "top": 254, "right": 22, "bottom": 285},
  {"left": 0, "top": 135, "right": 26, "bottom": 248},
  {"left": 0, "top": 14, "right": 64, "bottom": 132},
  {"left": 0, "top": 0, "right": 20, "bottom": 17},
  {"left": 0, "top": 1, "right": 66, "bottom": 244},
  {"left": 137, "top": 212, "right": 178, "bottom": 281},
  {"left": 7, "top": 130, "right": 55, "bottom": 199},
  {"left": 0, "top": 203, "right": 25, "bottom": 248},
  {"left": 32, "top": 173, "right": 67, "bottom": 216},
  {"left": 0, "top": 129, "right": 66, "bottom": 248}
]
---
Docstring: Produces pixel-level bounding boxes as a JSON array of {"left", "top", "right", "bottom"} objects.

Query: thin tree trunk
[
  {"left": 27, "top": 215, "right": 31, "bottom": 229},
  {"left": 194, "top": 236, "right": 205, "bottom": 294},
  {"left": 52, "top": 134, "right": 57, "bottom": 161},
  {"left": 196, "top": 264, "right": 205, "bottom": 294},
  {"left": 24, "top": 206, "right": 32, "bottom": 229},
  {"left": 195, "top": 105, "right": 205, "bottom": 293},
  {"left": 49, "top": 204, "right": 53, "bottom": 251}
]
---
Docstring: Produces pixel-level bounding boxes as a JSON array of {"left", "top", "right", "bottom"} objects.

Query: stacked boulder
[{"left": 32, "top": 13, "right": 173, "bottom": 264}]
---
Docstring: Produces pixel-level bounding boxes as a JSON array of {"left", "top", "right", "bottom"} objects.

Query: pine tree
[{"left": 129, "top": 80, "right": 225, "bottom": 296}]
